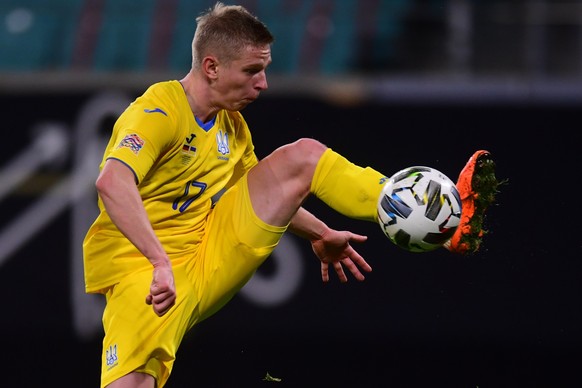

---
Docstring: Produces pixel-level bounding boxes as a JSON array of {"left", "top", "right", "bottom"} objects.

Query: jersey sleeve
[{"left": 105, "top": 100, "right": 177, "bottom": 184}]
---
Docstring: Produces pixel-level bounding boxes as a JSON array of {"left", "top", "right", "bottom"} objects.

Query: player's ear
[{"left": 202, "top": 56, "right": 219, "bottom": 80}]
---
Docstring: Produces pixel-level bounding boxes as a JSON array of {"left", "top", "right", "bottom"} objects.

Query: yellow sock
[{"left": 311, "top": 148, "right": 387, "bottom": 222}]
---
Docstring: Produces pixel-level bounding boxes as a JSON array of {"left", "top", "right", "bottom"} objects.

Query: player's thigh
[
  {"left": 246, "top": 138, "right": 327, "bottom": 226},
  {"left": 193, "top": 173, "right": 286, "bottom": 320}
]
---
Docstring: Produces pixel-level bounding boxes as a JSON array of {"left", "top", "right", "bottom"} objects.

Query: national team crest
[
  {"left": 117, "top": 133, "right": 145, "bottom": 155},
  {"left": 105, "top": 344, "right": 118, "bottom": 370},
  {"left": 216, "top": 130, "right": 229, "bottom": 156}
]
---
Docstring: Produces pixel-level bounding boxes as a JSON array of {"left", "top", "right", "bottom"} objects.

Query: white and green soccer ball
[{"left": 377, "top": 166, "right": 462, "bottom": 252}]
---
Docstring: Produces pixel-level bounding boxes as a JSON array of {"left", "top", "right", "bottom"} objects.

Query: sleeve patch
[{"left": 117, "top": 133, "right": 145, "bottom": 155}]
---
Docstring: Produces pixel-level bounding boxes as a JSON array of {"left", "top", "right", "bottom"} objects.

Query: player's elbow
[
  {"left": 95, "top": 170, "right": 114, "bottom": 198},
  {"left": 95, "top": 159, "right": 138, "bottom": 197}
]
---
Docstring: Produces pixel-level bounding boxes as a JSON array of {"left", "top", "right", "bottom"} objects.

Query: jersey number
[{"left": 173, "top": 180, "right": 207, "bottom": 212}]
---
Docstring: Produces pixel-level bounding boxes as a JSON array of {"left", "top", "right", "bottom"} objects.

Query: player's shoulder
[
  {"left": 131, "top": 80, "right": 184, "bottom": 115},
  {"left": 219, "top": 109, "right": 246, "bottom": 127},
  {"left": 143, "top": 80, "right": 182, "bottom": 100},
  {"left": 220, "top": 109, "right": 243, "bottom": 120}
]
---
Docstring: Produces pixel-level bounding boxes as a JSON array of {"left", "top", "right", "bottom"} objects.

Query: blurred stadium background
[{"left": 1, "top": 1, "right": 581, "bottom": 387}]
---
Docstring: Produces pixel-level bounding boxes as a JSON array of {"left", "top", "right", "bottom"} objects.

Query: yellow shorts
[{"left": 100, "top": 174, "right": 286, "bottom": 387}]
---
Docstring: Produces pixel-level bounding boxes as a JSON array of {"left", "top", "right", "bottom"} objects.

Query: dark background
[
  {"left": 1, "top": 89, "right": 580, "bottom": 387},
  {"left": 1, "top": 0, "right": 581, "bottom": 386}
]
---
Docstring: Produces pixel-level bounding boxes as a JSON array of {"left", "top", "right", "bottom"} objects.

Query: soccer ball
[{"left": 377, "top": 166, "right": 462, "bottom": 252}]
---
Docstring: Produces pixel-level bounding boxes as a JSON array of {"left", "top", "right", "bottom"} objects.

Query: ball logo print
[{"left": 377, "top": 166, "right": 462, "bottom": 252}]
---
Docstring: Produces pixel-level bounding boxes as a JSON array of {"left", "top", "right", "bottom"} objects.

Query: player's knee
[
  {"left": 287, "top": 138, "right": 327, "bottom": 169},
  {"left": 267, "top": 138, "right": 328, "bottom": 192}
]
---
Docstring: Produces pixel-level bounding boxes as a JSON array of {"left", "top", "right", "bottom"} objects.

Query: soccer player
[{"left": 82, "top": 2, "right": 499, "bottom": 387}]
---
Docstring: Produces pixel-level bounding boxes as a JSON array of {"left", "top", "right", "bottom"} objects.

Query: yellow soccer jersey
[{"left": 83, "top": 80, "right": 258, "bottom": 293}]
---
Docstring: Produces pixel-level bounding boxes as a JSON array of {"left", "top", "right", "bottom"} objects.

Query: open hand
[{"left": 311, "top": 229, "right": 372, "bottom": 283}]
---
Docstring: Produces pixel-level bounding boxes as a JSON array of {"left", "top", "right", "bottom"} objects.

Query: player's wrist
[{"left": 151, "top": 257, "right": 172, "bottom": 269}]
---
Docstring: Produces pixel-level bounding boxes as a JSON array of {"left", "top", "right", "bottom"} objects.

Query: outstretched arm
[
  {"left": 96, "top": 159, "right": 176, "bottom": 316},
  {"left": 288, "top": 207, "right": 372, "bottom": 283}
]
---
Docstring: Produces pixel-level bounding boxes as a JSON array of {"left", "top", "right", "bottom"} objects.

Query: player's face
[{"left": 215, "top": 44, "right": 271, "bottom": 111}]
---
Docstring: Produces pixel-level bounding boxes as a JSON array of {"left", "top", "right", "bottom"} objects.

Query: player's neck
[{"left": 179, "top": 71, "right": 217, "bottom": 123}]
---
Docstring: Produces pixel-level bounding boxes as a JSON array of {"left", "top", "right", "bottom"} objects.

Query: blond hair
[{"left": 191, "top": 2, "right": 274, "bottom": 69}]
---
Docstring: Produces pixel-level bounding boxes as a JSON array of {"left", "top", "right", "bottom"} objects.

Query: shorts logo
[
  {"left": 106, "top": 344, "right": 119, "bottom": 370},
  {"left": 117, "top": 133, "right": 145, "bottom": 155}
]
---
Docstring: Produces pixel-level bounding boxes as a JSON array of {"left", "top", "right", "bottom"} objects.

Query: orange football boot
[{"left": 445, "top": 150, "right": 500, "bottom": 254}]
